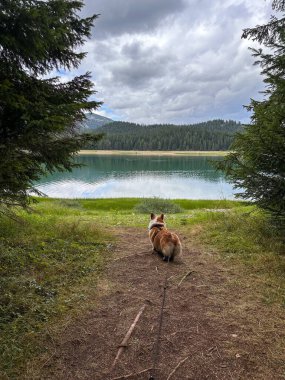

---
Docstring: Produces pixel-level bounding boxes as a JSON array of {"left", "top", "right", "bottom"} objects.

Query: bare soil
[{"left": 38, "top": 227, "right": 285, "bottom": 380}]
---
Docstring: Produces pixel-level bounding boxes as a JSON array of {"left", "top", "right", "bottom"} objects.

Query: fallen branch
[
  {"left": 178, "top": 270, "right": 194, "bottom": 287},
  {"left": 111, "top": 304, "right": 147, "bottom": 370},
  {"left": 110, "top": 367, "right": 152, "bottom": 380},
  {"left": 166, "top": 356, "right": 189, "bottom": 380}
]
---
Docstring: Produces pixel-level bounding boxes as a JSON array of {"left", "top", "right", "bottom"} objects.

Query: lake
[{"left": 35, "top": 154, "right": 237, "bottom": 199}]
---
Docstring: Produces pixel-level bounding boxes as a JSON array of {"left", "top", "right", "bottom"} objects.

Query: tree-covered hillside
[{"left": 87, "top": 120, "right": 242, "bottom": 151}]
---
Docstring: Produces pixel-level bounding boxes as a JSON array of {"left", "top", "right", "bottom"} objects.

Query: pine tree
[
  {"left": 0, "top": 0, "right": 102, "bottom": 209},
  {"left": 219, "top": 0, "right": 285, "bottom": 220}
]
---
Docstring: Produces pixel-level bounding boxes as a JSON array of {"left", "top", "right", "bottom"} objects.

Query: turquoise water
[{"left": 35, "top": 154, "right": 237, "bottom": 199}]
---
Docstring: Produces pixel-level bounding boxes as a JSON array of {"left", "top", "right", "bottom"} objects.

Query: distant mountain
[{"left": 81, "top": 113, "right": 114, "bottom": 130}]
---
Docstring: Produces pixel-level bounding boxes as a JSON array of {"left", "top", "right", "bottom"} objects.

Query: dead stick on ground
[
  {"left": 178, "top": 270, "right": 194, "bottom": 287},
  {"left": 110, "top": 367, "right": 152, "bottom": 380},
  {"left": 111, "top": 304, "right": 147, "bottom": 370},
  {"left": 166, "top": 356, "right": 189, "bottom": 380}
]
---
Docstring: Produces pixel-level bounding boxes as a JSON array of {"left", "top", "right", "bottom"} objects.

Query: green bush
[{"left": 134, "top": 198, "right": 183, "bottom": 214}]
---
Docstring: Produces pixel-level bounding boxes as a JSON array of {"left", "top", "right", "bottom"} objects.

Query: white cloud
[{"left": 73, "top": 0, "right": 273, "bottom": 123}]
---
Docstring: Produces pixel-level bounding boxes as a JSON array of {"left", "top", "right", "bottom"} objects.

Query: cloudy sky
[{"left": 74, "top": 0, "right": 272, "bottom": 124}]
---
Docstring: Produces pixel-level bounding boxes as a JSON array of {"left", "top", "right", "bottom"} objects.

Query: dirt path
[{"left": 40, "top": 227, "right": 285, "bottom": 380}]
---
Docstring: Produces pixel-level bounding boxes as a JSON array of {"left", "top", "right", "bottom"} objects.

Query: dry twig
[
  {"left": 178, "top": 270, "right": 194, "bottom": 287},
  {"left": 111, "top": 304, "right": 147, "bottom": 370},
  {"left": 166, "top": 356, "right": 189, "bottom": 380},
  {"left": 110, "top": 367, "right": 152, "bottom": 380}
]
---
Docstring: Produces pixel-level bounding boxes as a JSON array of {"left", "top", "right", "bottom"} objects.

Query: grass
[
  {"left": 0, "top": 203, "right": 112, "bottom": 379},
  {"left": 1, "top": 197, "right": 284, "bottom": 378},
  {"left": 79, "top": 150, "right": 229, "bottom": 156},
  {"left": 195, "top": 207, "right": 285, "bottom": 305},
  {"left": 36, "top": 197, "right": 242, "bottom": 211}
]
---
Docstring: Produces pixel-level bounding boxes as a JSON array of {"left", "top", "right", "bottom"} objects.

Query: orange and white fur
[{"left": 148, "top": 213, "right": 182, "bottom": 262}]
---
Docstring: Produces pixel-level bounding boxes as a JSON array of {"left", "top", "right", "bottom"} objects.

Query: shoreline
[{"left": 79, "top": 150, "right": 229, "bottom": 156}]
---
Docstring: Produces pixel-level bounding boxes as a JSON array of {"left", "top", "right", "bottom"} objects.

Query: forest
[{"left": 87, "top": 119, "right": 242, "bottom": 151}]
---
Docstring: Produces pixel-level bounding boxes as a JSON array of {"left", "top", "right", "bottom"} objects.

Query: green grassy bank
[
  {"left": 0, "top": 198, "right": 284, "bottom": 378},
  {"left": 79, "top": 150, "right": 229, "bottom": 156}
]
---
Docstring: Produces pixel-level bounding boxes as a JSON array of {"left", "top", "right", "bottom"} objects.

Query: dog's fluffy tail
[
  {"left": 173, "top": 243, "right": 182, "bottom": 258},
  {"left": 162, "top": 242, "right": 182, "bottom": 260},
  {"left": 162, "top": 243, "right": 174, "bottom": 259}
]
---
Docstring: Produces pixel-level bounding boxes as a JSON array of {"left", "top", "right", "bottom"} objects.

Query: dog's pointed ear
[
  {"left": 151, "top": 213, "right": 155, "bottom": 220},
  {"left": 160, "top": 213, "right": 164, "bottom": 220}
]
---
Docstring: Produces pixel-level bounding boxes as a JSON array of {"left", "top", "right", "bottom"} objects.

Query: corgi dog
[{"left": 148, "top": 213, "right": 182, "bottom": 262}]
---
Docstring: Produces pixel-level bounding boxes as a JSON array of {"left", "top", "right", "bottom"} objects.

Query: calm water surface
[{"left": 35, "top": 155, "right": 237, "bottom": 199}]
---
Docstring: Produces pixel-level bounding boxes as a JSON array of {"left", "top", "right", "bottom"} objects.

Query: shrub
[{"left": 134, "top": 198, "right": 183, "bottom": 214}]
